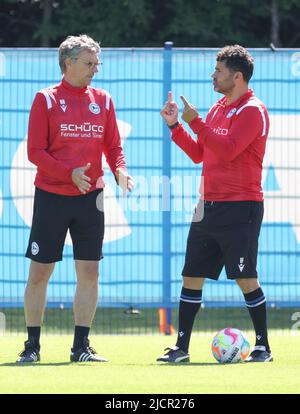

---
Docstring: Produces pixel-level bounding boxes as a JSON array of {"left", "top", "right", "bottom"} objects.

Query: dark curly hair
[{"left": 216, "top": 45, "right": 254, "bottom": 83}]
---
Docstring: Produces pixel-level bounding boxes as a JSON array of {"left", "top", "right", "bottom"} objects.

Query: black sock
[
  {"left": 244, "top": 287, "right": 270, "bottom": 352},
  {"left": 175, "top": 287, "right": 202, "bottom": 353},
  {"left": 73, "top": 326, "right": 90, "bottom": 350},
  {"left": 27, "top": 326, "right": 41, "bottom": 349}
]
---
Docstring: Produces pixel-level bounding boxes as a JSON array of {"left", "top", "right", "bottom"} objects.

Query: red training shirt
[
  {"left": 171, "top": 90, "right": 269, "bottom": 201},
  {"left": 27, "top": 78, "right": 126, "bottom": 196}
]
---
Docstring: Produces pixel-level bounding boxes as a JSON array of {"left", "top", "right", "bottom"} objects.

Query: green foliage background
[{"left": 1, "top": 0, "right": 300, "bottom": 47}]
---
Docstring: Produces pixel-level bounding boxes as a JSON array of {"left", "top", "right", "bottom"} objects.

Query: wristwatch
[{"left": 168, "top": 121, "right": 179, "bottom": 130}]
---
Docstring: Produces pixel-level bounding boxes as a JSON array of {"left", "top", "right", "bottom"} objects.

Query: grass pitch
[{"left": 0, "top": 333, "right": 299, "bottom": 394}]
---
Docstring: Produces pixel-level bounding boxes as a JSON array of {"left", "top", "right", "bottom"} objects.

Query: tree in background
[
  {"left": 53, "top": 0, "right": 153, "bottom": 47},
  {"left": 153, "top": 0, "right": 300, "bottom": 48},
  {"left": 269, "top": 0, "right": 300, "bottom": 47},
  {"left": 0, "top": 0, "right": 60, "bottom": 46},
  {"left": 0, "top": 0, "right": 300, "bottom": 47}
]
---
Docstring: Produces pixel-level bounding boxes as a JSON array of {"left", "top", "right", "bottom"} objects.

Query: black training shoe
[
  {"left": 16, "top": 339, "right": 40, "bottom": 363},
  {"left": 245, "top": 346, "right": 273, "bottom": 363},
  {"left": 157, "top": 346, "right": 190, "bottom": 363},
  {"left": 70, "top": 337, "right": 108, "bottom": 362}
]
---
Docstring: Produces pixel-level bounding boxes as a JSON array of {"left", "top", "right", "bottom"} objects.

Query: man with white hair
[{"left": 17, "top": 34, "right": 133, "bottom": 363}]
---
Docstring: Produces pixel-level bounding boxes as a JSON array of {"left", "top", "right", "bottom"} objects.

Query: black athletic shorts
[
  {"left": 25, "top": 188, "right": 104, "bottom": 263},
  {"left": 182, "top": 200, "right": 264, "bottom": 280}
]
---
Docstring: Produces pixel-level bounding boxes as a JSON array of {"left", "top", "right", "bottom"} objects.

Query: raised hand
[
  {"left": 160, "top": 91, "right": 179, "bottom": 126},
  {"left": 180, "top": 95, "right": 199, "bottom": 123}
]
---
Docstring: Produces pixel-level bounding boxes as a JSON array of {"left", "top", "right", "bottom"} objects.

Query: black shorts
[
  {"left": 25, "top": 188, "right": 104, "bottom": 263},
  {"left": 182, "top": 200, "right": 264, "bottom": 280}
]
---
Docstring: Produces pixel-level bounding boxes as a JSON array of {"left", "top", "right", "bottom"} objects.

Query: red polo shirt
[
  {"left": 171, "top": 90, "right": 269, "bottom": 201},
  {"left": 27, "top": 78, "right": 126, "bottom": 195}
]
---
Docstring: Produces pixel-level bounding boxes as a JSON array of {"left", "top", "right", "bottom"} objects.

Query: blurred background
[{"left": 1, "top": 0, "right": 300, "bottom": 48}]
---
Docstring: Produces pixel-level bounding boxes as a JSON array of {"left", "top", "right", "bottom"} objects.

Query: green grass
[{"left": 0, "top": 333, "right": 300, "bottom": 394}]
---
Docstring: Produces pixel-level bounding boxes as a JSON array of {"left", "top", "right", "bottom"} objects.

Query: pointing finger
[
  {"left": 180, "top": 95, "right": 191, "bottom": 108},
  {"left": 168, "top": 91, "right": 173, "bottom": 103}
]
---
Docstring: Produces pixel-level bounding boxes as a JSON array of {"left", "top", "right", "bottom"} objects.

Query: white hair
[{"left": 58, "top": 34, "right": 101, "bottom": 73}]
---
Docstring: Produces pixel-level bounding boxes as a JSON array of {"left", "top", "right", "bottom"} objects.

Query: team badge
[
  {"left": 31, "top": 242, "right": 39, "bottom": 256},
  {"left": 226, "top": 107, "right": 237, "bottom": 118},
  {"left": 89, "top": 103, "right": 101, "bottom": 114}
]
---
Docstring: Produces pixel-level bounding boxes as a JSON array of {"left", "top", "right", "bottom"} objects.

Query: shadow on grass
[
  {"left": 0, "top": 362, "right": 77, "bottom": 367},
  {"left": 1, "top": 361, "right": 232, "bottom": 367},
  {"left": 145, "top": 362, "right": 222, "bottom": 367}
]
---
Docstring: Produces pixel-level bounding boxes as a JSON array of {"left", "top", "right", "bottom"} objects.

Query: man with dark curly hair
[{"left": 158, "top": 45, "right": 272, "bottom": 364}]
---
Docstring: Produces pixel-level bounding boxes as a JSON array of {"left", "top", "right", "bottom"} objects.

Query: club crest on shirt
[
  {"left": 226, "top": 108, "right": 237, "bottom": 118},
  {"left": 89, "top": 103, "right": 101, "bottom": 114}
]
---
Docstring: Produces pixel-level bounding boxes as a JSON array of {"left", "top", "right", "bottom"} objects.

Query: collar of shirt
[
  {"left": 61, "top": 77, "right": 88, "bottom": 96},
  {"left": 217, "top": 89, "right": 254, "bottom": 110}
]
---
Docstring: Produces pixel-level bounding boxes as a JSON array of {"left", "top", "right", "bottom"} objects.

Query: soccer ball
[{"left": 211, "top": 328, "right": 250, "bottom": 363}]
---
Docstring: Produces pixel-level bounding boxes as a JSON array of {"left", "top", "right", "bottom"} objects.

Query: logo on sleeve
[
  {"left": 89, "top": 103, "right": 101, "bottom": 114},
  {"left": 60, "top": 99, "right": 67, "bottom": 112}
]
